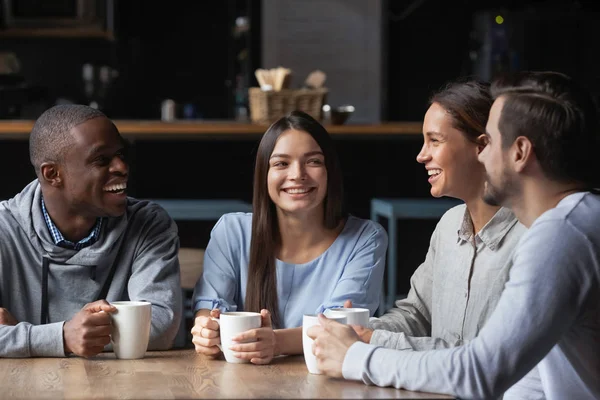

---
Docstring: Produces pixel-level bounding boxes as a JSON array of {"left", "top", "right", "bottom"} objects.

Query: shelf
[
  {"left": 0, "top": 28, "right": 114, "bottom": 40},
  {"left": 0, "top": 120, "right": 423, "bottom": 140}
]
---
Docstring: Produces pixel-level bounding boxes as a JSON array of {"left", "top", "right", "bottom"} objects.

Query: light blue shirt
[
  {"left": 193, "top": 213, "right": 387, "bottom": 329},
  {"left": 343, "top": 192, "right": 600, "bottom": 400}
]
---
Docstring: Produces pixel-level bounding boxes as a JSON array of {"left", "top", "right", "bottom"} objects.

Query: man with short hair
[
  {"left": 308, "top": 71, "right": 600, "bottom": 399},
  {"left": 0, "top": 104, "right": 182, "bottom": 358}
]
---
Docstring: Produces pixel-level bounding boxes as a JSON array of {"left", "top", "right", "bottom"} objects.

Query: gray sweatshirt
[{"left": 0, "top": 180, "right": 182, "bottom": 357}]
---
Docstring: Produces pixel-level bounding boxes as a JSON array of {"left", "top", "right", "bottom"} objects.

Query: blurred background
[
  {"left": 1, "top": 0, "right": 598, "bottom": 302},
  {"left": 2, "top": 0, "right": 598, "bottom": 120}
]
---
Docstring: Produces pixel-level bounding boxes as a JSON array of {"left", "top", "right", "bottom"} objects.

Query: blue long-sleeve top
[{"left": 192, "top": 213, "right": 387, "bottom": 329}]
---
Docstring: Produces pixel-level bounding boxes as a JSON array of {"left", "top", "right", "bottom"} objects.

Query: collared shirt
[
  {"left": 41, "top": 198, "right": 103, "bottom": 250},
  {"left": 368, "top": 205, "right": 543, "bottom": 399},
  {"left": 370, "top": 205, "right": 525, "bottom": 347},
  {"left": 343, "top": 192, "right": 600, "bottom": 400}
]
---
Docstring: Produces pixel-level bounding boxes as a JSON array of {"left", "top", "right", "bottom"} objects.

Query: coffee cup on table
[
  {"left": 324, "top": 307, "right": 370, "bottom": 327},
  {"left": 110, "top": 301, "right": 152, "bottom": 359},
  {"left": 302, "top": 314, "right": 347, "bottom": 374},
  {"left": 212, "top": 311, "right": 262, "bottom": 364}
]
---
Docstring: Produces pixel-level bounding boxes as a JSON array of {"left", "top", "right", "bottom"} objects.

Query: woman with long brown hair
[{"left": 190, "top": 111, "right": 387, "bottom": 364}]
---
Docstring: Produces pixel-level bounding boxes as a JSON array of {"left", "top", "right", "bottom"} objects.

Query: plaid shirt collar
[{"left": 41, "top": 198, "right": 103, "bottom": 250}]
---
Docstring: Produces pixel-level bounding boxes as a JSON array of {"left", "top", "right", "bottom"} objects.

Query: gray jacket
[{"left": 0, "top": 180, "right": 182, "bottom": 357}]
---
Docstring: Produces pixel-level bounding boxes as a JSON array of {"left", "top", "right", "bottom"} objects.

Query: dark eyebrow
[
  {"left": 425, "top": 131, "right": 444, "bottom": 138},
  {"left": 86, "top": 143, "right": 125, "bottom": 159},
  {"left": 87, "top": 144, "right": 112, "bottom": 157},
  {"left": 270, "top": 150, "right": 324, "bottom": 159},
  {"left": 304, "top": 151, "right": 324, "bottom": 157}
]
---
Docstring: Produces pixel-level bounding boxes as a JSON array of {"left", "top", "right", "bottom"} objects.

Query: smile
[
  {"left": 427, "top": 169, "right": 442, "bottom": 176},
  {"left": 103, "top": 183, "right": 127, "bottom": 194},
  {"left": 282, "top": 187, "right": 314, "bottom": 194}
]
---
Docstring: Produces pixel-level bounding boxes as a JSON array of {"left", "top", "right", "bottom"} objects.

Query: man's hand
[
  {"left": 307, "top": 314, "right": 360, "bottom": 378},
  {"left": 229, "top": 309, "right": 275, "bottom": 365},
  {"left": 191, "top": 309, "right": 222, "bottom": 358},
  {"left": 63, "top": 300, "right": 116, "bottom": 358},
  {"left": 0, "top": 308, "right": 18, "bottom": 325}
]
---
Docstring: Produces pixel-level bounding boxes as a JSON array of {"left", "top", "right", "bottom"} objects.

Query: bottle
[{"left": 161, "top": 99, "right": 176, "bottom": 121}]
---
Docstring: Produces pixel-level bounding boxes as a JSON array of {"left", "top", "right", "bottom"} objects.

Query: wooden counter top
[{"left": 0, "top": 120, "right": 422, "bottom": 139}]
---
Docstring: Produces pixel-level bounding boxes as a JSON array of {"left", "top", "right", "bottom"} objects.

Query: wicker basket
[{"left": 248, "top": 87, "right": 328, "bottom": 124}]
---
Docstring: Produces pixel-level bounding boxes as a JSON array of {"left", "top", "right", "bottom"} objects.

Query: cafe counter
[{"left": 0, "top": 120, "right": 422, "bottom": 139}]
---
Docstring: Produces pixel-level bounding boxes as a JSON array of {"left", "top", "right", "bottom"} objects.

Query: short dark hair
[
  {"left": 491, "top": 71, "right": 600, "bottom": 187},
  {"left": 29, "top": 104, "right": 106, "bottom": 174},
  {"left": 430, "top": 78, "right": 493, "bottom": 143},
  {"left": 245, "top": 111, "right": 347, "bottom": 328}
]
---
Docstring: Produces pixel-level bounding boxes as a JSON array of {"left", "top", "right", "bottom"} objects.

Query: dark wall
[
  {"left": 0, "top": 1, "right": 241, "bottom": 119},
  {"left": 106, "top": 1, "right": 234, "bottom": 119},
  {"left": 385, "top": 0, "right": 473, "bottom": 121},
  {"left": 0, "top": 37, "right": 114, "bottom": 114},
  {"left": 385, "top": 0, "right": 600, "bottom": 121}
]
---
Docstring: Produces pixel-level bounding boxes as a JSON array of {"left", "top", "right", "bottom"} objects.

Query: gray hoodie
[{"left": 0, "top": 180, "right": 182, "bottom": 357}]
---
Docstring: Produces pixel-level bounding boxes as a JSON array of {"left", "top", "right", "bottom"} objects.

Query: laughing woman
[
  {"left": 349, "top": 79, "right": 543, "bottom": 399},
  {"left": 190, "top": 111, "right": 387, "bottom": 364}
]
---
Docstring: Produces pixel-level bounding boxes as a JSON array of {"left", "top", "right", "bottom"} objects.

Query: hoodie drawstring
[
  {"left": 40, "top": 223, "right": 130, "bottom": 325},
  {"left": 41, "top": 257, "right": 50, "bottom": 325},
  {"left": 40, "top": 257, "right": 104, "bottom": 325}
]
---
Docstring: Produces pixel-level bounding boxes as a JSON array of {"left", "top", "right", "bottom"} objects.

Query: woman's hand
[
  {"left": 228, "top": 309, "right": 276, "bottom": 365},
  {"left": 343, "top": 299, "right": 373, "bottom": 342},
  {"left": 191, "top": 309, "right": 222, "bottom": 358}
]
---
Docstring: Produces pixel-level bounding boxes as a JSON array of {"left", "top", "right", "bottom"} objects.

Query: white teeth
[
  {"left": 103, "top": 183, "right": 127, "bottom": 192},
  {"left": 285, "top": 188, "right": 311, "bottom": 194},
  {"left": 428, "top": 169, "right": 442, "bottom": 176}
]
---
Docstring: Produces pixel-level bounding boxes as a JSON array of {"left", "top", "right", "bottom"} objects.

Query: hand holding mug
[
  {"left": 63, "top": 300, "right": 116, "bottom": 357},
  {"left": 228, "top": 309, "right": 275, "bottom": 365},
  {"left": 191, "top": 309, "right": 221, "bottom": 357},
  {"left": 352, "top": 325, "right": 374, "bottom": 343},
  {"left": 334, "top": 299, "right": 373, "bottom": 342},
  {"left": 0, "top": 307, "right": 18, "bottom": 325}
]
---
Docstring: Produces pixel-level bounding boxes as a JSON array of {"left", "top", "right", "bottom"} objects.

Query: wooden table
[{"left": 1, "top": 350, "right": 453, "bottom": 399}]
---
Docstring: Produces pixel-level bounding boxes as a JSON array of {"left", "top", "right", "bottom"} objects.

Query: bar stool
[{"left": 371, "top": 197, "right": 462, "bottom": 314}]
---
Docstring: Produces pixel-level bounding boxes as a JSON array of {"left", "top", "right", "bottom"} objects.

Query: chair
[
  {"left": 147, "top": 198, "right": 252, "bottom": 348},
  {"left": 174, "top": 247, "right": 205, "bottom": 348},
  {"left": 371, "top": 197, "right": 462, "bottom": 313},
  {"left": 179, "top": 247, "right": 205, "bottom": 303}
]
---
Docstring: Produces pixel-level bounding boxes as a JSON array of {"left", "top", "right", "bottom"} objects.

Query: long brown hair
[{"left": 245, "top": 111, "right": 347, "bottom": 328}]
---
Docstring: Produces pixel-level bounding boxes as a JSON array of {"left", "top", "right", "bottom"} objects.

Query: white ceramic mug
[
  {"left": 302, "top": 314, "right": 347, "bottom": 374},
  {"left": 213, "top": 311, "right": 262, "bottom": 364},
  {"left": 325, "top": 307, "right": 370, "bottom": 327},
  {"left": 110, "top": 301, "right": 152, "bottom": 360}
]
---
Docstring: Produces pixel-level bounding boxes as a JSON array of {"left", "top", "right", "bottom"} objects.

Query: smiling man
[
  {"left": 0, "top": 105, "right": 182, "bottom": 358},
  {"left": 308, "top": 71, "right": 600, "bottom": 399}
]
